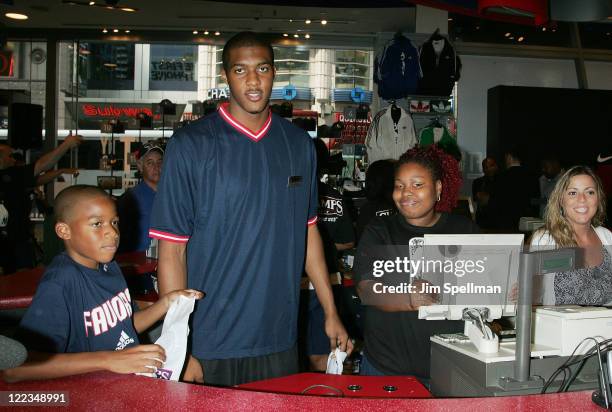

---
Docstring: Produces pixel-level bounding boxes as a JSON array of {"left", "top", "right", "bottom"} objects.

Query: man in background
[
  {"left": 117, "top": 140, "right": 164, "bottom": 253},
  {"left": 472, "top": 157, "right": 498, "bottom": 230},
  {"left": 0, "top": 134, "right": 83, "bottom": 273}
]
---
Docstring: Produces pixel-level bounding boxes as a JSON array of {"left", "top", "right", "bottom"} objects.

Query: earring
[{"left": 437, "top": 193, "right": 441, "bottom": 202}]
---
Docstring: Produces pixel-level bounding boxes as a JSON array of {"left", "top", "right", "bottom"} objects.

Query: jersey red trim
[
  {"left": 218, "top": 102, "right": 272, "bottom": 142},
  {"left": 307, "top": 216, "right": 318, "bottom": 226},
  {"left": 149, "top": 229, "right": 190, "bottom": 243}
]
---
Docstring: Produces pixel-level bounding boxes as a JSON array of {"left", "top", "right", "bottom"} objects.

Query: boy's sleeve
[
  {"left": 17, "top": 280, "right": 70, "bottom": 353},
  {"left": 149, "top": 134, "right": 196, "bottom": 243}
]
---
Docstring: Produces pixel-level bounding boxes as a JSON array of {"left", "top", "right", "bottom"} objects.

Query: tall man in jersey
[{"left": 150, "top": 32, "right": 352, "bottom": 386}]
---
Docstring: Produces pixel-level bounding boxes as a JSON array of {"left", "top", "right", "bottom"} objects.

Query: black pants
[{"left": 198, "top": 346, "right": 298, "bottom": 387}]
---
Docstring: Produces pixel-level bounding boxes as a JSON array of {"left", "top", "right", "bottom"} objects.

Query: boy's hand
[
  {"left": 163, "top": 289, "right": 204, "bottom": 311},
  {"left": 106, "top": 344, "right": 166, "bottom": 374}
]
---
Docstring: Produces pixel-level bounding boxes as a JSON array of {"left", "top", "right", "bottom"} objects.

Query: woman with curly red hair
[{"left": 353, "top": 145, "right": 478, "bottom": 387}]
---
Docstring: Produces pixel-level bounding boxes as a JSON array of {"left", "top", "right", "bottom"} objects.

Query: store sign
[
  {"left": 150, "top": 60, "right": 195, "bottom": 82},
  {"left": 334, "top": 112, "right": 372, "bottom": 123},
  {"left": 282, "top": 84, "right": 297, "bottom": 101},
  {"left": 81, "top": 103, "right": 157, "bottom": 119},
  {"left": 207, "top": 88, "right": 230, "bottom": 100},
  {"left": 65, "top": 102, "right": 186, "bottom": 129},
  {"left": 350, "top": 87, "right": 366, "bottom": 103}
]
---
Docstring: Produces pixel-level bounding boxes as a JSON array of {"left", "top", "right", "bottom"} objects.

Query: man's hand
[
  {"left": 182, "top": 355, "right": 204, "bottom": 383},
  {"left": 64, "top": 134, "right": 84, "bottom": 149},
  {"left": 325, "top": 313, "right": 353, "bottom": 355},
  {"left": 105, "top": 344, "right": 166, "bottom": 374}
]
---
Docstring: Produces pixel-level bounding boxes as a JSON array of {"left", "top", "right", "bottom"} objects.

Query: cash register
[{"left": 415, "top": 234, "right": 612, "bottom": 397}]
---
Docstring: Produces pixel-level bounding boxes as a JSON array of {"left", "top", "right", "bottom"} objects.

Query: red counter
[{"left": 0, "top": 372, "right": 603, "bottom": 411}]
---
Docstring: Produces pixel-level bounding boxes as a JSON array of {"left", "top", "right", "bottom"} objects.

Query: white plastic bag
[
  {"left": 325, "top": 347, "right": 347, "bottom": 375},
  {"left": 153, "top": 295, "right": 195, "bottom": 380}
]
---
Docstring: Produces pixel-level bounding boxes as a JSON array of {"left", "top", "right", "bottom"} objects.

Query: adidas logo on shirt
[{"left": 115, "top": 330, "right": 135, "bottom": 350}]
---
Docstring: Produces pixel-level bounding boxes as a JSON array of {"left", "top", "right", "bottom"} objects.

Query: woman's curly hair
[{"left": 397, "top": 145, "right": 463, "bottom": 212}]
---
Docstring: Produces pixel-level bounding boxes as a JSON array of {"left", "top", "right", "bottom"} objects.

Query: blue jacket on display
[{"left": 374, "top": 34, "right": 420, "bottom": 100}]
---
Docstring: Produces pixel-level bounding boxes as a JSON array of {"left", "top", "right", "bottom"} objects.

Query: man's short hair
[
  {"left": 55, "top": 185, "right": 111, "bottom": 223},
  {"left": 222, "top": 31, "right": 274, "bottom": 72}
]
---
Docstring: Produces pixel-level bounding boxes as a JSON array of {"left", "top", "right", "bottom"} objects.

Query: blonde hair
[{"left": 542, "top": 165, "right": 606, "bottom": 247}]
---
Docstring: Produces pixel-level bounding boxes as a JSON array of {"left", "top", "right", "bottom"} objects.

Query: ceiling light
[
  {"left": 5, "top": 12, "right": 29, "bottom": 20},
  {"left": 204, "top": 30, "right": 209, "bottom": 35},
  {"left": 542, "top": 26, "right": 547, "bottom": 31},
  {"left": 509, "top": 36, "right": 515, "bottom": 40},
  {"left": 102, "top": 28, "right": 108, "bottom": 33},
  {"left": 124, "top": 30, "right": 130, "bottom": 33},
  {"left": 89, "top": 1, "right": 95, "bottom": 5},
  {"left": 293, "top": 34, "right": 299, "bottom": 38},
  {"left": 518, "top": 36, "right": 524, "bottom": 42},
  {"left": 448, "top": 17, "right": 453, "bottom": 21},
  {"left": 305, "top": 34, "right": 310, "bottom": 39},
  {"left": 283, "top": 33, "right": 288, "bottom": 37},
  {"left": 305, "top": 19, "right": 311, "bottom": 24},
  {"left": 321, "top": 19, "right": 327, "bottom": 25},
  {"left": 104, "top": 63, "right": 117, "bottom": 68},
  {"left": 193, "top": 30, "right": 198, "bottom": 34},
  {"left": 289, "top": 19, "right": 293, "bottom": 22},
  {"left": 120, "top": 7, "right": 136, "bottom": 12},
  {"left": 113, "top": 28, "right": 119, "bottom": 33},
  {"left": 215, "top": 31, "right": 220, "bottom": 36},
  {"left": 504, "top": 32, "right": 511, "bottom": 37}
]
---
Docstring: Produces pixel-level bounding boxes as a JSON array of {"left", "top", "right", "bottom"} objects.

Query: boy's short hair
[
  {"left": 55, "top": 185, "right": 112, "bottom": 223},
  {"left": 222, "top": 31, "right": 274, "bottom": 72}
]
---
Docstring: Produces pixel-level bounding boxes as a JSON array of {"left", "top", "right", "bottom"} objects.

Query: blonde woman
[{"left": 530, "top": 165, "right": 612, "bottom": 305}]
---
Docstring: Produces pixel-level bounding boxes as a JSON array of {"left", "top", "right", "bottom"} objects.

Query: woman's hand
[{"left": 409, "top": 279, "right": 440, "bottom": 309}]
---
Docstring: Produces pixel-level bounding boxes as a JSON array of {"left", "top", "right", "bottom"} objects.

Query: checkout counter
[
  {"left": 423, "top": 242, "right": 612, "bottom": 402},
  {"left": 0, "top": 249, "right": 609, "bottom": 410}
]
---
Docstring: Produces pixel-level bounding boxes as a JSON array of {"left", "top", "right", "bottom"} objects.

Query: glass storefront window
[
  {"left": 334, "top": 49, "right": 371, "bottom": 89},
  {"left": 273, "top": 45, "right": 310, "bottom": 88},
  {"left": 84, "top": 43, "right": 135, "bottom": 90},
  {"left": 149, "top": 45, "right": 198, "bottom": 91}
]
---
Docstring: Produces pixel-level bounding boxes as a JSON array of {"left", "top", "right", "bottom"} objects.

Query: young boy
[{"left": 1, "top": 185, "right": 202, "bottom": 383}]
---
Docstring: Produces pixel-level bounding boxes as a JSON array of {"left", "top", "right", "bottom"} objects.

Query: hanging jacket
[
  {"left": 374, "top": 34, "right": 420, "bottom": 100},
  {"left": 419, "top": 125, "right": 461, "bottom": 161},
  {"left": 418, "top": 34, "right": 461, "bottom": 97},
  {"left": 366, "top": 106, "right": 417, "bottom": 163}
]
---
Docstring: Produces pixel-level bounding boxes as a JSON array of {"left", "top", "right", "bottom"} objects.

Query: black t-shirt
[
  {"left": 0, "top": 164, "right": 36, "bottom": 241},
  {"left": 354, "top": 212, "right": 479, "bottom": 379},
  {"left": 356, "top": 199, "right": 396, "bottom": 243},
  {"left": 317, "top": 182, "right": 355, "bottom": 272}
]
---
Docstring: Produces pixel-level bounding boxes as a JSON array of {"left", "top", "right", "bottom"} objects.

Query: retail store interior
[{"left": 1, "top": 0, "right": 612, "bottom": 409}]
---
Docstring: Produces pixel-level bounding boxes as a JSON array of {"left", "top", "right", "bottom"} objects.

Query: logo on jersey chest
[{"left": 83, "top": 288, "right": 133, "bottom": 336}]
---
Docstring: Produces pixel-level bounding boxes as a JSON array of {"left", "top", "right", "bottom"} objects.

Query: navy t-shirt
[
  {"left": 18, "top": 253, "right": 139, "bottom": 353},
  {"left": 150, "top": 103, "right": 318, "bottom": 360}
]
